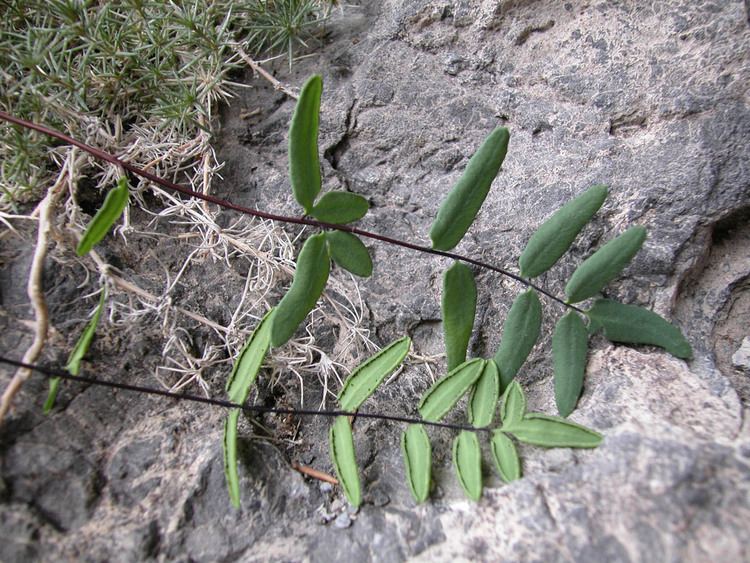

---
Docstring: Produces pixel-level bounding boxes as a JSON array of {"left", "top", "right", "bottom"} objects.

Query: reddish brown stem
[
  {"left": 0, "top": 110, "right": 582, "bottom": 312},
  {"left": 292, "top": 463, "right": 338, "bottom": 485}
]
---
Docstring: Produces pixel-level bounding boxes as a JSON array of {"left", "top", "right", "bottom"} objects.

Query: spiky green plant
[{"left": 0, "top": 0, "right": 334, "bottom": 206}]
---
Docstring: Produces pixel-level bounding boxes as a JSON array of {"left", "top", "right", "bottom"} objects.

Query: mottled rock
[
  {"left": 1, "top": 0, "right": 749, "bottom": 562},
  {"left": 732, "top": 337, "right": 750, "bottom": 371}
]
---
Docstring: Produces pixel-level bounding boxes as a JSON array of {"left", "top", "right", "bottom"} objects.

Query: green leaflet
[
  {"left": 223, "top": 408, "right": 242, "bottom": 508},
  {"left": 490, "top": 431, "right": 521, "bottom": 483},
  {"left": 429, "top": 127, "right": 510, "bottom": 251},
  {"left": 271, "top": 233, "right": 330, "bottom": 347},
  {"left": 45, "top": 287, "right": 107, "bottom": 413},
  {"left": 401, "top": 424, "right": 432, "bottom": 503},
  {"left": 442, "top": 262, "right": 477, "bottom": 371},
  {"left": 509, "top": 413, "right": 602, "bottom": 448},
  {"left": 499, "top": 379, "right": 526, "bottom": 428},
  {"left": 338, "top": 336, "right": 411, "bottom": 411},
  {"left": 223, "top": 311, "right": 275, "bottom": 508},
  {"left": 310, "top": 192, "right": 369, "bottom": 224},
  {"left": 586, "top": 299, "right": 692, "bottom": 359},
  {"left": 76, "top": 176, "right": 129, "bottom": 256},
  {"left": 493, "top": 290, "right": 542, "bottom": 390},
  {"left": 453, "top": 430, "right": 482, "bottom": 501},
  {"left": 65, "top": 287, "right": 107, "bottom": 375},
  {"left": 44, "top": 379, "right": 61, "bottom": 415},
  {"left": 418, "top": 358, "right": 485, "bottom": 422},
  {"left": 468, "top": 359, "right": 499, "bottom": 427},
  {"left": 552, "top": 312, "right": 589, "bottom": 417},
  {"left": 565, "top": 226, "right": 647, "bottom": 303},
  {"left": 330, "top": 416, "right": 361, "bottom": 507},
  {"left": 289, "top": 74, "right": 322, "bottom": 213},
  {"left": 226, "top": 309, "right": 275, "bottom": 403},
  {"left": 325, "top": 230, "right": 373, "bottom": 277},
  {"left": 519, "top": 185, "right": 608, "bottom": 278}
]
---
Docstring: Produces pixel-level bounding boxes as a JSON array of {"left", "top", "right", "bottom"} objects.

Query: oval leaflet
[
  {"left": 310, "top": 191, "right": 369, "bottom": 224},
  {"left": 325, "top": 230, "right": 373, "bottom": 278},
  {"left": 552, "top": 312, "right": 589, "bottom": 417},
  {"left": 453, "top": 430, "right": 482, "bottom": 501},
  {"left": 429, "top": 127, "right": 510, "bottom": 251},
  {"left": 499, "top": 379, "right": 526, "bottom": 428},
  {"left": 565, "top": 226, "right": 647, "bottom": 304},
  {"left": 493, "top": 289, "right": 542, "bottom": 390},
  {"left": 468, "top": 359, "right": 499, "bottom": 427},
  {"left": 418, "top": 358, "right": 485, "bottom": 422},
  {"left": 586, "top": 299, "right": 692, "bottom": 359},
  {"left": 442, "top": 261, "right": 477, "bottom": 371},
  {"left": 519, "top": 185, "right": 608, "bottom": 278},
  {"left": 338, "top": 336, "right": 411, "bottom": 411},
  {"left": 491, "top": 431, "right": 521, "bottom": 483},
  {"left": 509, "top": 413, "right": 602, "bottom": 448},
  {"left": 401, "top": 424, "right": 432, "bottom": 503},
  {"left": 271, "top": 233, "right": 330, "bottom": 347},
  {"left": 289, "top": 75, "right": 322, "bottom": 213},
  {"left": 76, "top": 176, "right": 129, "bottom": 256},
  {"left": 330, "top": 416, "right": 362, "bottom": 507}
]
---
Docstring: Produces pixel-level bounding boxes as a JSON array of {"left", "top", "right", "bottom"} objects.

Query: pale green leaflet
[
  {"left": 401, "top": 424, "right": 432, "bottom": 503},
  {"left": 338, "top": 337, "right": 411, "bottom": 411},
  {"left": 223, "top": 310, "right": 275, "bottom": 508},
  {"left": 44, "top": 286, "right": 107, "bottom": 413},
  {"left": 329, "top": 416, "right": 362, "bottom": 507}
]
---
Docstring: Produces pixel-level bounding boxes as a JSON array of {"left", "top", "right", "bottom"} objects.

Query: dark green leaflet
[
  {"left": 468, "top": 359, "right": 499, "bottom": 427},
  {"left": 76, "top": 176, "right": 129, "bottom": 256},
  {"left": 509, "top": 413, "right": 602, "bottom": 448},
  {"left": 223, "top": 408, "right": 242, "bottom": 508},
  {"left": 552, "top": 312, "right": 589, "bottom": 417},
  {"left": 225, "top": 309, "right": 275, "bottom": 403},
  {"left": 271, "top": 233, "right": 330, "bottom": 347},
  {"left": 499, "top": 379, "right": 526, "bottom": 428},
  {"left": 289, "top": 74, "right": 322, "bottom": 213},
  {"left": 45, "top": 287, "right": 107, "bottom": 413},
  {"left": 490, "top": 431, "right": 521, "bottom": 483},
  {"left": 325, "top": 230, "right": 372, "bottom": 277},
  {"left": 453, "top": 430, "right": 482, "bottom": 501},
  {"left": 493, "top": 290, "right": 542, "bottom": 390},
  {"left": 429, "top": 127, "right": 510, "bottom": 251},
  {"left": 401, "top": 424, "right": 431, "bottom": 503},
  {"left": 565, "top": 226, "right": 647, "bottom": 303},
  {"left": 418, "top": 358, "right": 485, "bottom": 422},
  {"left": 442, "top": 262, "right": 477, "bottom": 371},
  {"left": 586, "top": 299, "right": 692, "bottom": 359},
  {"left": 310, "top": 191, "right": 369, "bottom": 224},
  {"left": 337, "top": 336, "right": 411, "bottom": 411},
  {"left": 330, "top": 416, "right": 361, "bottom": 507},
  {"left": 519, "top": 185, "right": 608, "bottom": 278}
]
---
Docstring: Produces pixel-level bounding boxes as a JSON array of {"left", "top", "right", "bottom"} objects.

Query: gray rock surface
[
  {"left": 2, "top": 0, "right": 749, "bottom": 561},
  {"left": 733, "top": 337, "right": 750, "bottom": 371}
]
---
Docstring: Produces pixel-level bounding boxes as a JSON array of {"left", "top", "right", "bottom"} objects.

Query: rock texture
[{"left": 2, "top": 1, "right": 749, "bottom": 561}]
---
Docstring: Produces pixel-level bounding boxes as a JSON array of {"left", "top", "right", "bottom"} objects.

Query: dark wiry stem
[{"left": 0, "top": 356, "right": 491, "bottom": 434}]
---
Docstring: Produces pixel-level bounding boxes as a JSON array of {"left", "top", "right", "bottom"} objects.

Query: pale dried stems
[
  {"left": 1, "top": 140, "right": 376, "bottom": 409},
  {"left": 0, "top": 0, "right": 372, "bottom": 414},
  {"left": 1, "top": 119, "right": 377, "bottom": 412},
  {"left": 0, "top": 150, "right": 75, "bottom": 422},
  {"left": 135, "top": 185, "right": 378, "bottom": 405}
]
